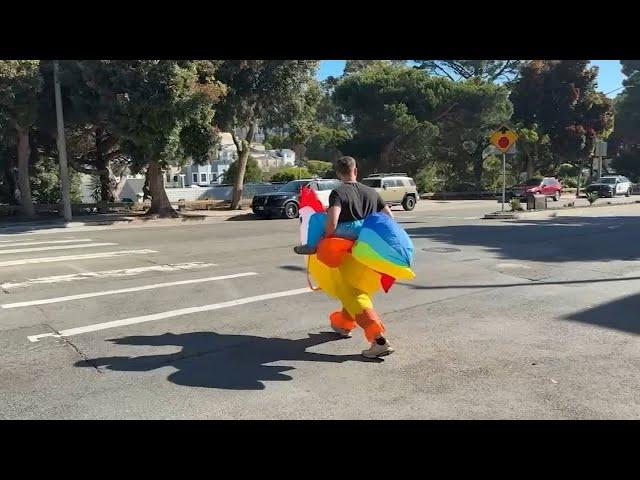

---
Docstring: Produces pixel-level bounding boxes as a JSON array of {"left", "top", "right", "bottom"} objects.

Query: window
[
  {"left": 318, "top": 180, "right": 341, "bottom": 191},
  {"left": 166, "top": 174, "right": 171, "bottom": 183},
  {"left": 192, "top": 173, "right": 198, "bottom": 183},
  {"left": 383, "top": 179, "right": 397, "bottom": 188},
  {"left": 201, "top": 173, "right": 208, "bottom": 183},
  {"left": 362, "top": 178, "right": 382, "bottom": 188},
  {"left": 173, "top": 175, "right": 179, "bottom": 183},
  {"left": 408, "top": 179, "right": 416, "bottom": 186}
]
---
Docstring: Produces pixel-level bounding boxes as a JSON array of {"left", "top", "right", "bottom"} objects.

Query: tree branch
[{"left": 68, "top": 157, "right": 106, "bottom": 176}]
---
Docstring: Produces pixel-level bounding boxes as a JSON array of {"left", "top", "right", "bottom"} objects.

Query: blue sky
[{"left": 317, "top": 60, "right": 625, "bottom": 97}]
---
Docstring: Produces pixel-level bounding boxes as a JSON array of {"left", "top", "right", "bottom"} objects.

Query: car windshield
[
  {"left": 598, "top": 178, "right": 617, "bottom": 184},
  {"left": 277, "top": 180, "right": 308, "bottom": 192},
  {"left": 523, "top": 178, "right": 542, "bottom": 186}
]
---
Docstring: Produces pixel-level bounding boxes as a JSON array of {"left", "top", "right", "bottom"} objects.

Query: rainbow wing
[{"left": 352, "top": 213, "right": 415, "bottom": 283}]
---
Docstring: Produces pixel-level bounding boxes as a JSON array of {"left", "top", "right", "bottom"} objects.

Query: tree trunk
[
  {"left": 16, "top": 127, "right": 35, "bottom": 218},
  {"left": 293, "top": 143, "right": 306, "bottom": 165},
  {"left": 231, "top": 145, "right": 250, "bottom": 210},
  {"left": 526, "top": 155, "right": 534, "bottom": 179},
  {"left": 472, "top": 157, "right": 483, "bottom": 187},
  {"left": 112, "top": 168, "right": 128, "bottom": 200},
  {"left": 230, "top": 122, "right": 256, "bottom": 210},
  {"left": 146, "top": 160, "right": 178, "bottom": 218}
]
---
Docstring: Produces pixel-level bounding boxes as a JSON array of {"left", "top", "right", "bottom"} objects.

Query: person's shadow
[{"left": 75, "top": 331, "right": 379, "bottom": 390}]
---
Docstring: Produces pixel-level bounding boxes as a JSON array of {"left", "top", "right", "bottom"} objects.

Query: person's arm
[
  {"left": 376, "top": 193, "right": 394, "bottom": 218},
  {"left": 325, "top": 205, "right": 341, "bottom": 237},
  {"left": 326, "top": 190, "right": 342, "bottom": 237}
]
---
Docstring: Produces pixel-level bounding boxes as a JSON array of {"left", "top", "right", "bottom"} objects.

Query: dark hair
[{"left": 334, "top": 156, "right": 357, "bottom": 176}]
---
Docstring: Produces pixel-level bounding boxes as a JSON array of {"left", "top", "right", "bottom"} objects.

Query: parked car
[
  {"left": 360, "top": 173, "right": 419, "bottom": 211},
  {"left": 585, "top": 175, "right": 633, "bottom": 198},
  {"left": 251, "top": 179, "right": 342, "bottom": 219},
  {"left": 507, "top": 177, "right": 563, "bottom": 201}
]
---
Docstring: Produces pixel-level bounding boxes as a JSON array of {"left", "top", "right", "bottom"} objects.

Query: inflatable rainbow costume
[{"left": 299, "top": 186, "right": 416, "bottom": 342}]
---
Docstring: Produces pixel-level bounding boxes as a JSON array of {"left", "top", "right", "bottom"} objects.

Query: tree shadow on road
[
  {"left": 562, "top": 293, "right": 640, "bottom": 334},
  {"left": 405, "top": 216, "right": 640, "bottom": 263},
  {"left": 75, "top": 331, "right": 378, "bottom": 390}
]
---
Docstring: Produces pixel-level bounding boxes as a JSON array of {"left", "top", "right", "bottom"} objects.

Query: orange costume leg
[
  {"left": 330, "top": 309, "right": 357, "bottom": 331},
  {"left": 335, "top": 283, "right": 385, "bottom": 342}
]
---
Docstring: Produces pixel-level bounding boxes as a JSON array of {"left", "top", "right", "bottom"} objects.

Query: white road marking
[
  {"left": 27, "top": 287, "right": 312, "bottom": 342},
  {"left": 0, "top": 242, "right": 117, "bottom": 255},
  {"left": 0, "top": 238, "right": 93, "bottom": 248},
  {"left": 0, "top": 249, "right": 157, "bottom": 267},
  {"left": 0, "top": 262, "right": 217, "bottom": 290},
  {"left": 2, "top": 272, "right": 258, "bottom": 309}
]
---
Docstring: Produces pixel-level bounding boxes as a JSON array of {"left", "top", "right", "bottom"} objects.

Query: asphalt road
[{"left": 1, "top": 199, "right": 638, "bottom": 419}]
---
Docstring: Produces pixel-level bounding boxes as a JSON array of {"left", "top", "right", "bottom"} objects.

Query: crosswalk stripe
[
  {"left": 2, "top": 272, "right": 258, "bottom": 309},
  {"left": 27, "top": 287, "right": 312, "bottom": 342},
  {"left": 0, "top": 249, "right": 157, "bottom": 267},
  {"left": 0, "top": 238, "right": 93, "bottom": 248},
  {"left": 0, "top": 262, "right": 217, "bottom": 290},
  {"left": 0, "top": 242, "right": 117, "bottom": 255}
]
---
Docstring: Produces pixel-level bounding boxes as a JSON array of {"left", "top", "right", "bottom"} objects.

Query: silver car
[{"left": 585, "top": 176, "right": 633, "bottom": 198}]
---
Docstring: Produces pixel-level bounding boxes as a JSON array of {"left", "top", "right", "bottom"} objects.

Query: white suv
[{"left": 585, "top": 176, "right": 633, "bottom": 198}]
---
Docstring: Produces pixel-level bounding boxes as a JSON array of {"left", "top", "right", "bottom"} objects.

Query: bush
[
  {"left": 586, "top": 192, "right": 599, "bottom": 205},
  {"left": 269, "top": 167, "right": 311, "bottom": 183},
  {"left": 305, "top": 160, "right": 333, "bottom": 177},
  {"left": 31, "top": 157, "right": 82, "bottom": 204},
  {"left": 482, "top": 155, "right": 518, "bottom": 192},
  {"left": 223, "top": 156, "right": 263, "bottom": 184},
  {"left": 509, "top": 198, "right": 524, "bottom": 211},
  {"left": 415, "top": 164, "right": 446, "bottom": 193}
]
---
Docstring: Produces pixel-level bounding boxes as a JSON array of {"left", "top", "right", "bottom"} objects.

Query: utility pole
[{"left": 53, "top": 60, "right": 72, "bottom": 222}]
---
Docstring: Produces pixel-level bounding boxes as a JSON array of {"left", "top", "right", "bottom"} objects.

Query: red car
[{"left": 508, "top": 177, "right": 563, "bottom": 201}]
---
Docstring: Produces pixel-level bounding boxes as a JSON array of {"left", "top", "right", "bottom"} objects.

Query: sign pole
[{"left": 502, "top": 152, "right": 506, "bottom": 212}]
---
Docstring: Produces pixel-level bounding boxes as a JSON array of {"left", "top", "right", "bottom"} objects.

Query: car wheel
[
  {"left": 402, "top": 195, "right": 416, "bottom": 211},
  {"left": 553, "top": 191, "right": 561, "bottom": 201},
  {"left": 283, "top": 202, "right": 299, "bottom": 219}
]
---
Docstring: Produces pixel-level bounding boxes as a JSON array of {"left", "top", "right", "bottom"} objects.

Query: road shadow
[
  {"left": 405, "top": 216, "right": 640, "bottom": 263},
  {"left": 75, "top": 331, "right": 378, "bottom": 390},
  {"left": 279, "top": 265, "right": 306, "bottom": 273},
  {"left": 224, "top": 213, "right": 261, "bottom": 221},
  {"left": 399, "top": 276, "right": 640, "bottom": 291},
  {"left": 562, "top": 293, "right": 640, "bottom": 334}
]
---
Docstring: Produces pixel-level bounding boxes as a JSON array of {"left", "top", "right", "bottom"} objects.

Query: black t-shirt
[{"left": 328, "top": 181, "right": 386, "bottom": 222}]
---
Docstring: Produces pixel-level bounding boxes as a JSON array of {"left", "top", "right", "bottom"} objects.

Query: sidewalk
[{"left": 0, "top": 208, "right": 255, "bottom": 233}]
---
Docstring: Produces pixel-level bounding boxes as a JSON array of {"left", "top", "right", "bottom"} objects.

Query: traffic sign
[{"left": 490, "top": 127, "right": 517, "bottom": 153}]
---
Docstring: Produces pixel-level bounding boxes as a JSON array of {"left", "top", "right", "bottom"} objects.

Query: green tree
[
  {"left": 223, "top": 156, "right": 262, "bottom": 184},
  {"left": 433, "top": 79, "right": 513, "bottom": 185},
  {"left": 344, "top": 60, "right": 406, "bottom": 75},
  {"left": 88, "top": 60, "right": 225, "bottom": 217},
  {"left": 215, "top": 60, "right": 319, "bottom": 209},
  {"left": 333, "top": 62, "right": 511, "bottom": 181},
  {"left": 414, "top": 60, "right": 522, "bottom": 83},
  {"left": 333, "top": 63, "right": 454, "bottom": 176},
  {"left": 39, "top": 61, "right": 131, "bottom": 210},
  {"left": 611, "top": 61, "right": 640, "bottom": 180},
  {"left": 0, "top": 60, "right": 42, "bottom": 217},
  {"left": 511, "top": 60, "right": 614, "bottom": 192}
]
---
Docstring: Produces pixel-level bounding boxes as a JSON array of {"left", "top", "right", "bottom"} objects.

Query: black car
[{"left": 251, "top": 179, "right": 340, "bottom": 219}]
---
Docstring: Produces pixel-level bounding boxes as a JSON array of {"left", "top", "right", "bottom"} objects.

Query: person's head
[{"left": 334, "top": 156, "right": 358, "bottom": 181}]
